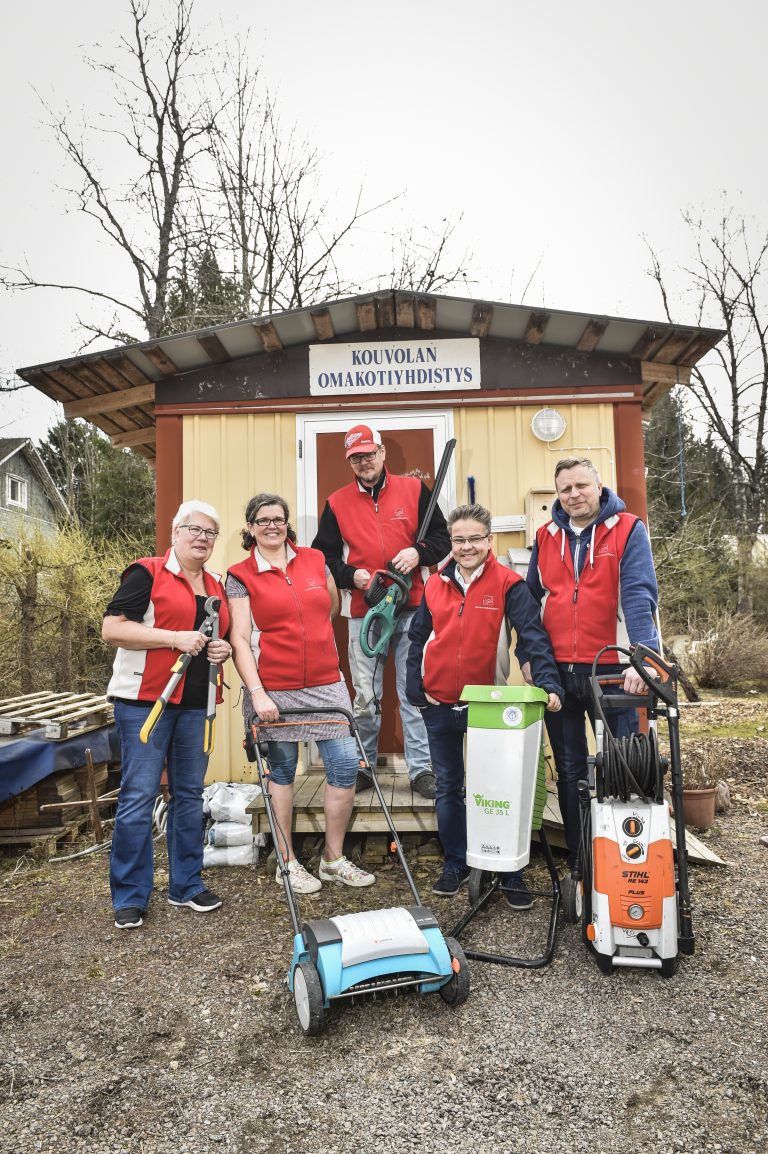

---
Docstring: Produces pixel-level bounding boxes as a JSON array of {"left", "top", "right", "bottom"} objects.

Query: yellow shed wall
[
  {"left": 183, "top": 412, "right": 297, "bottom": 783},
  {"left": 457, "top": 402, "right": 616, "bottom": 554},
  {"left": 181, "top": 403, "right": 616, "bottom": 781}
]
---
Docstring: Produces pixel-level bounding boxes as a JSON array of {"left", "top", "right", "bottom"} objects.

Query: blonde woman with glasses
[{"left": 103, "top": 500, "right": 231, "bottom": 931}]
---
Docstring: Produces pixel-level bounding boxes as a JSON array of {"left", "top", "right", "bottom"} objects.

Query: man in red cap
[{"left": 313, "top": 424, "right": 450, "bottom": 797}]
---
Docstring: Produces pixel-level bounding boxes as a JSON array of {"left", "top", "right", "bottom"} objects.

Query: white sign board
[{"left": 309, "top": 338, "right": 481, "bottom": 396}]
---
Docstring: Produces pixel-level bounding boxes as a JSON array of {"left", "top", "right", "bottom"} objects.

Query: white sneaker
[
  {"left": 276, "top": 858, "right": 322, "bottom": 894},
  {"left": 318, "top": 855, "right": 376, "bottom": 888}
]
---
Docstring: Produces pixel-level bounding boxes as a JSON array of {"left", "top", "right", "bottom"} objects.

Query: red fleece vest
[
  {"left": 535, "top": 514, "right": 637, "bottom": 664},
  {"left": 106, "top": 552, "right": 229, "bottom": 703},
  {"left": 421, "top": 555, "right": 523, "bottom": 704},
  {"left": 227, "top": 546, "right": 342, "bottom": 690},
  {"left": 328, "top": 473, "right": 424, "bottom": 617}
]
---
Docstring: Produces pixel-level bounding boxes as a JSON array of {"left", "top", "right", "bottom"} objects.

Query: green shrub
[{"left": 0, "top": 525, "right": 143, "bottom": 698}]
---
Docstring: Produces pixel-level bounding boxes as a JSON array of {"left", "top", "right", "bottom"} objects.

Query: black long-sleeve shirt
[{"left": 312, "top": 468, "right": 451, "bottom": 590}]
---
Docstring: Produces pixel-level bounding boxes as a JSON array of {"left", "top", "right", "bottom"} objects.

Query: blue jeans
[
  {"left": 423, "top": 703, "right": 523, "bottom": 885},
  {"left": 422, "top": 703, "right": 468, "bottom": 871},
  {"left": 348, "top": 610, "right": 431, "bottom": 782},
  {"left": 110, "top": 701, "right": 209, "bottom": 911},
  {"left": 266, "top": 737, "right": 360, "bottom": 789},
  {"left": 544, "top": 664, "right": 638, "bottom": 866}
]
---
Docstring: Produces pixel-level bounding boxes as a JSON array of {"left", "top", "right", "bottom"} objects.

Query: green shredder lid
[
  {"left": 460, "top": 684, "right": 548, "bottom": 729},
  {"left": 461, "top": 685, "right": 549, "bottom": 704}
]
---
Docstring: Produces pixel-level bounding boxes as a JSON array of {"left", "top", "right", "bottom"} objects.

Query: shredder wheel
[{"left": 467, "top": 868, "right": 493, "bottom": 907}]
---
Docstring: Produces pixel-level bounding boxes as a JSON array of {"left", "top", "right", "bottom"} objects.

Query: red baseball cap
[{"left": 344, "top": 424, "right": 383, "bottom": 459}]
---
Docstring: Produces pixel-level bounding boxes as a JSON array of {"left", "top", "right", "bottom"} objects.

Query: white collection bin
[{"left": 462, "top": 685, "right": 548, "bottom": 874}]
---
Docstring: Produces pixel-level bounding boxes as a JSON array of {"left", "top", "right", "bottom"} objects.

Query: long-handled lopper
[
  {"left": 203, "top": 600, "right": 221, "bottom": 755},
  {"left": 139, "top": 596, "right": 221, "bottom": 745}
]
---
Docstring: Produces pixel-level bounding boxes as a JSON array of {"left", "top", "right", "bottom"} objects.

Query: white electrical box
[
  {"left": 506, "top": 547, "right": 533, "bottom": 578},
  {"left": 525, "top": 489, "right": 555, "bottom": 546}
]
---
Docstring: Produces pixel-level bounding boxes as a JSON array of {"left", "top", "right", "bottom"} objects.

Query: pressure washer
[
  {"left": 560, "top": 644, "right": 695, "bottom": 977},
  {"left": 359, "top": 437, "right": 456, "bottom": 658},
  {"left": 244, "top": 706, "right": 469, "bottom": 1036}
]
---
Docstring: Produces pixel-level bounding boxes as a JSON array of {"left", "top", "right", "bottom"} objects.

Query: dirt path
[{"left": 1, "top": 705, "right": 767, "bottom": 1154}]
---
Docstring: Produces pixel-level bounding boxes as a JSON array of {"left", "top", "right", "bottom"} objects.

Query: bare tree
[
  {"left": 648, "top": 209, "right": 768, "bottom": 612},
  {"left": 2, "top": 1, "right": 474, "bottom": 348},
  {"left": 2, "top": 0, "right": 214, "bottom": 343},
  {"left": 378, "top": 217, "right": 475, "bottom": 296},
  {"left": 206, "top": 48, "right": 394, "bottom": 314}
]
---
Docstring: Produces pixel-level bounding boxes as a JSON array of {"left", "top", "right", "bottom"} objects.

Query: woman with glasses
[
  {"left": 103, "top": 500, "right": 232, "bottom": 930},
  {"left": 227, "top": 493, "right": 375, "bottom": 894},
  {"left": 406, "top": 503, "right": 563, "bottom": 906}
]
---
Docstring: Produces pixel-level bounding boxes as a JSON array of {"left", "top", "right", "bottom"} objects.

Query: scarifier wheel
[
  {"left": 293, "top": 960, "right": 324, "bottom": 1036},
  {"left": 438, "top": 936, "right": 470, "bottom": 1007}
]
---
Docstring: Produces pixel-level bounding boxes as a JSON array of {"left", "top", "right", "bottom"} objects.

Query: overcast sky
[{"left": 2, "top": 0, "right": 765, "bottom": 440}]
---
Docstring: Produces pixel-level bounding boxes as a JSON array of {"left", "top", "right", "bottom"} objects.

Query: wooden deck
[{"left": 247, "top": 773, "right": 723, "bottom": 865}]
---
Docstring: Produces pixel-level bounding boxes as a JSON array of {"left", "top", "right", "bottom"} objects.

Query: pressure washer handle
[
  {"left": 600, "top": 694, "right": 657, "bottom": 710},
  {"left": 629, "top": 643, "right": 678, "bottom": 706}
]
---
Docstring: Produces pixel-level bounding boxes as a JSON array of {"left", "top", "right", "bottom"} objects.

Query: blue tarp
[{"left": 0, "top": 725, "right": 118, "bottom": 804}]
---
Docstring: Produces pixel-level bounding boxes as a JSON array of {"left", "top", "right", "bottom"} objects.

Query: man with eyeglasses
[
  {"left": 312, "top": 424, "right": 450, "bottom": 798},
  {"left": 406, "top": 503, "right": 562, "bottom": 903}
]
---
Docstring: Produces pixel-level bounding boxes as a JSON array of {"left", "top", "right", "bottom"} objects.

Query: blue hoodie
[{"left": 521, "top": 486, "right": 659, "bottom": 664}]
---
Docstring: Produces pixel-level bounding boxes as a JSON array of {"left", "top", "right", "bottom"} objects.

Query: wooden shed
[{"left": 18, "top": 290, "right": 723, "bottom": 787}]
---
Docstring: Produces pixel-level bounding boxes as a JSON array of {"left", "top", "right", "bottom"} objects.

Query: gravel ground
[{"left": 1, "top": 708, "right": 767, "bottom": 1154}]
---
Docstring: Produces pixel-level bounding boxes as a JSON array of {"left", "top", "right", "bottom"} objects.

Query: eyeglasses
[
  {"left": 179, "top": 524, "right": 218, "bottom": 541},
  {"left": 450, "top": 535, "right": 490, "bottom": 546},
  {"left": 252, "top": 516, "right": 287, "bottom": 528},
  {"left": 349, "top": 451, "right": 380, "bottom": 465}
]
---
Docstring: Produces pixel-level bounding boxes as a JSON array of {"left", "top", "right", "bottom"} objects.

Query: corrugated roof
[{"left": 16, "top": 289, "right": 724, "bottom": 461}]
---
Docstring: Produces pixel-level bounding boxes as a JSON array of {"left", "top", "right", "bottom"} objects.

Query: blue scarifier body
[{"left": 288, "top": 911, "right": 454, "bottom": 1005}]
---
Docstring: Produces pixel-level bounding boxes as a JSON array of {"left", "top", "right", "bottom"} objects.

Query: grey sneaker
[
  {"left": 318, "top": 856, "right": 376, "bottom": 888},
  {"left": 276, "top": 859, "right": 322, "bottom": 894},
  {"left": 431, "top": 866, "right": 471, "bottom": 896},
  {"left": 501, "top": 873, "right": 534, "bottom": 911}
]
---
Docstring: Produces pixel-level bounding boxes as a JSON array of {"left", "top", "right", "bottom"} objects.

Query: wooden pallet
[
  {"left": 0, "top": 763, "right": 111, "bottom": 832},
  {"left": 0, "top": 692, "right": 113, "bottom": 739},
  {"left": 0, "top": 813, "right": 95, "bottom": 854}
]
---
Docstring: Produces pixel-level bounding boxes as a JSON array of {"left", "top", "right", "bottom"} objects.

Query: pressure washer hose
[{"left": 596, "top": 699, "right": 664, "bottom": 802}]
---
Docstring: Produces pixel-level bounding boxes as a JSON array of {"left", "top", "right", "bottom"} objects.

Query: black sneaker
[
  {"left": 501, "top": 873, "right": 534, "bottom": 911},
  {"left": 167, "top": 889, "right": 223, "bottom": 913},
  {"left": 355, "top": 772, "right": 373, "bottom": 793},
  {"left": 114, "top": 907, "right": 144, "bottom": 930},
  {"left": 411, "top": 771, "right": 437, "bottom": 799},
  {"left": 431, "top": 866, "right": 471, "bottom": 896}
]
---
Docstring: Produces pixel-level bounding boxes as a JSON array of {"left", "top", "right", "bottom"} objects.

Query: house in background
[{"left": 0, "top": 438, "right": 69, "bottom": 541}]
